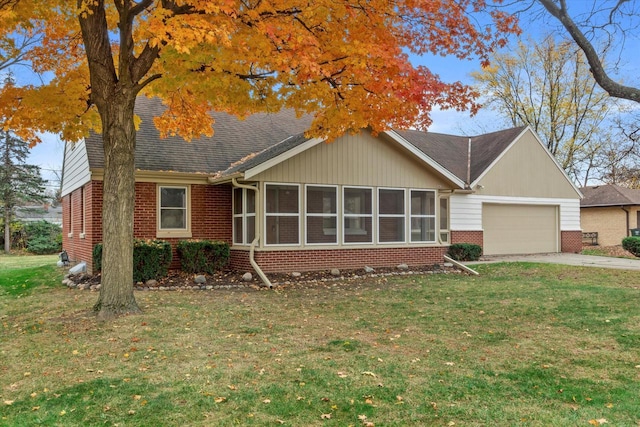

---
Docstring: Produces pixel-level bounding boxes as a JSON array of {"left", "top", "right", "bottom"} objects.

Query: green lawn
[
  {"left": 1, "top": 261, "right": 639, "bottom": 426},
  {"left": 0, "top": 254, "right": 62, "bottom": 296}
]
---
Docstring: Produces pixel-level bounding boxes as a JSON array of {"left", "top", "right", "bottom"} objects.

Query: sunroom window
[
  {"left": 265, "top": 184, "right": 300, "bottom": 245},
  {"left": 439, "top": 196, "right": 450, "bottom": 243},
  {"left": 410, "top": 190, "right": 435, "bottom": 242},
  {"left": 378, "top": 188, "right": 405, "bottom": 243},
  {"left": 233, "top": 187, "right": 256, "bottom": 245},
  {"left": 343, "top": 187, "right": 373, "bottom": 243},
  {"left": 306, "top": 185, "right": 337, "bottom": 244}
]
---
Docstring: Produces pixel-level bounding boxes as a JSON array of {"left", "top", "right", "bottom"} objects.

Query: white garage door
[{"left": 482, "top": 204, "right": 559, "bottom": 255}]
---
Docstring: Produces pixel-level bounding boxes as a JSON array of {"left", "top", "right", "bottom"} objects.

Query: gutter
[{"left": 231, "top": 178, "right": 273, "bottom": 289}]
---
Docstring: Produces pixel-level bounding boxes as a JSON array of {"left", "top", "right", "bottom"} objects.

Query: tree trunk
[
  {"left": 93, "top": 96, "right": 141, "bottom": 320},
  {"left": 3, "top": 204, "right": 10, "bottom": 254}
]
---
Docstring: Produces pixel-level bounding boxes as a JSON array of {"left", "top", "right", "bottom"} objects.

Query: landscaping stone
[
  {"left": 444, "top": 262, "right": 454, "bottom": 268},
  {"left": 364, "top": 266, "right": 375, "bottom": 273},
  {"left": 291, "top": 272, "right": 302, "bottom": 278},
  {"left": 330, "top": 268, "right": 340, "bottom": 276},
  {"left": 145, "top": 279, "right": 158, "bottom": 287},
  {"left": 194, "top": 275, "right": 206, "bottom": 284},
  {"left": 242, "top": 272, "right": 253, "bottom": 282},
  {"left": 397, "top": 263, "right": 409, "bottom": 270}
]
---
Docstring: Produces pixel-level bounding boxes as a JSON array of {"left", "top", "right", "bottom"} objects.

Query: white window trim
[
  {"left": 305, "top": 184, "right": 339, "bottom": 246},
  {"left": 438, "top": 195, "right": 450, "bottom": 244},
  {"left": 342, "top": 186, "right": 374, "bottom": 245},
  {"left": 264, "top": 182, "right": 301, "bottom": 247},
  {"left": 157, "top": 184, "right": 192, "bottom": 238},
  {"left": 233, "top": 187, "right": 256, "bottom": 246},
  {"left": 377, "top": 187, "right": 406, "bottom": 244},
  {"left": 410, "top": 189, "right": 437, "bottom": 243},
  {"left": 79, "top": 186, "right": 86, "bottom": 239}
]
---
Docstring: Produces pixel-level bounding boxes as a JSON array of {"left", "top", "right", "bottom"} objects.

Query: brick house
[
  {"left": 580, "top": 184, "right": 640, "bottom": 246},
  {"left": 61, "top": 97, "right": 582, "bottom": 276}
]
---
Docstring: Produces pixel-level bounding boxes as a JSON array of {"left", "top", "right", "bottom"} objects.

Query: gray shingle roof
[
  {"left": 85, "top": 96, "right": 313, "bottom": 174},
  {"left": 396, "top": 126, "right": 526, "bottom": 182},
  {"left": 84, "top": 97, "right": 527, "bottom": 182},
  {"left": 580, "top": 184, "right": 640, "bottom": 207}
]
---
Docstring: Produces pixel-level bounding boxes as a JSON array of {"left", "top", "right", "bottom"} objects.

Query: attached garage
[{"left": 482, "top": 204, "right": 559, "bottom": 255}]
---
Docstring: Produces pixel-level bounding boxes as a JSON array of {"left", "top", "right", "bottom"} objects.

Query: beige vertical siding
[
  {"left": 475, "top": 130, "right": 580, "bottom": 199},
  {"left": 253, "top": 131, "right": 451, "bottom": 188}
]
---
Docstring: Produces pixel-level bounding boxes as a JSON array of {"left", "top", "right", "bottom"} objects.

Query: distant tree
[
  {"left": 1, "top": 79, "right": 47, "bottom": 253},
  {"left": 473, "top": 36, "right": 624, "bottom": 184},
  {"left": 533, "top": 0, "right": 640, "bottom": 104}
]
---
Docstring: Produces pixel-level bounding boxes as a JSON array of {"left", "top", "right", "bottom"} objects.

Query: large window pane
[
  {"left": 379, "top": 217, "right": 405, "bottom": 242},
  {"left": 266, "top": 185, "right": 298, "bottom": 213},
  {"left": 410, "top": 190, "right": 435, "bottom": 242},
  {"left": 379, "top": 189, "right": 404, "bottom": 215},
  {"left": 266, "top": 184, "right": 300, "bottom": 245},
  {"left": 306, "top": 186, "right": 337, "bottom": 244},
  {"left": 160, "top": 187, "right": 187, "bottom": 229},
  {"left": 344, "top": 187, "right": 372, "bottom": 243},
  {"left": 266, "top": 216, "right": 299, "bottom": 245}
]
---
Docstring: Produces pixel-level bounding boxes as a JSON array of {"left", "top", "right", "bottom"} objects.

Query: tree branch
[{"left": 537, "top": 0, "right": 640, "bottom": 103}]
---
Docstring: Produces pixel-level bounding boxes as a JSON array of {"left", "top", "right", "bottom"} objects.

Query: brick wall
[
  {"left": 450, "top": 230, "right": 484, "bottom": 247},
  {"left": 63, "top": 181, "right": 232, "bottom": 273},
  {"left": 561, "top": 230, "right": 582, "bottom": 253},
  {"left": 230, "top": 246, "right": 449, "bottom": 273}
]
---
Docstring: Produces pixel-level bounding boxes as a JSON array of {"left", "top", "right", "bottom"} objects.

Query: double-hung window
[
  {"left": 343, "top": 187, "right": 373, "bottom": 243},
  {"left": 306, "top": 185, "right": 338, "bottom": 244},
  {"left": 410, "top": 190, "right": 436, "bottom": 242},
  {"left": 265, "top": 184, "right": 300, "bottom": 245},
  {"left": 158, "top": 185, "right": 190, "bottom": 237},
  {"left": 233, "top": 188, "right": 256, "bottom": 245},
  {"left": 378, "top": 188, "right": 405, "bottom": 243}
]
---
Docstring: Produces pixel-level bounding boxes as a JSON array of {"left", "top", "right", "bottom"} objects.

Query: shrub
[
  {"left": 93, "top": 239, "right": 173, "bottom": 282},
  {"left": 447, "top": 243, "right": 482, "bottom": 261},
  {"left": 24, "top": 221, "right": 62, "bottom": 254},
  {"left": 622, "top": 236, "right": 640, "bottom": 257},
  {"left": 177, "top": 240, "right": 230, "bottom": 274}
]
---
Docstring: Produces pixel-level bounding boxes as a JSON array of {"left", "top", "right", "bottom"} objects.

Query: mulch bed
[{"left": 65, "top": 263, "right": 464, "bottom": 292}]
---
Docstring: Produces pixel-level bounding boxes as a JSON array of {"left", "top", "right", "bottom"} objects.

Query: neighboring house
[
  {"left": 14, "top": 204, "right": 63, "bottom": 225},
  {"left": 580, "top": 184, "right": 640, "bottom": 246},
  {"left": 60, "top": 97, "right": 582, "bottom": 275}
]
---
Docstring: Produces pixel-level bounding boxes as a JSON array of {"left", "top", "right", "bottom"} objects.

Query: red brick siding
[
  {"left": 561, "top": 230, "right": 582, "bottom": 253},
  {"left": 64, "top": 181, "right": 232, "bottom": 273},
  {"left": 230, "top": 246, "right": 449, "bottom": 273},
  {"left": 450, "top": 230, "right": 484, "bottom": 248}
]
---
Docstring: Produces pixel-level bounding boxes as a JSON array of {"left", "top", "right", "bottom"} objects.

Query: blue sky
[{"left": 12, "top": 1, "right": 640, "bottom": 190}]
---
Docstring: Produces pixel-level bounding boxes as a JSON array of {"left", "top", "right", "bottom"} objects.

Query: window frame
[
  {"left": 264, "top": 182, "right": 301, "bottom": 247},
  {"left": 409, "top": 189, "right": 437, "bottom": 243},
  {"left": 233, "top": 187, "right": 257, "bottom": 246},
  {"left": 438, "top": 195, "right": 450, "bottom": 244},
  {"left": 157, "top": 184, "right": 192, "bottom": 238},
  {"left": 79, "top": 186, "right": 86, "bottom": 239},
  {"left": 377, "top": 187, "right": 406, "bottom": 244},
  {"left": 305, "top": 184, "right": 339, "bottom": 245},
  {"left": 342, "top": 185, "right": 374, "bottom": 245}
]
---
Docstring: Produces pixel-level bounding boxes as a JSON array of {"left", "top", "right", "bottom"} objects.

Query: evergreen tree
[{"left": 1, "top": 75, "right": 47, "bottom": 253}]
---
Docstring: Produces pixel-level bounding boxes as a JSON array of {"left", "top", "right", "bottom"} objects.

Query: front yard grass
[{"left": 1, "top": 262, "right": 639, "bottom": 426}]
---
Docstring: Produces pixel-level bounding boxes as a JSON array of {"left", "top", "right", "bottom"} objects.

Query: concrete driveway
[{"left": 466, "top": 253, "right": 640, "bottom": 271}]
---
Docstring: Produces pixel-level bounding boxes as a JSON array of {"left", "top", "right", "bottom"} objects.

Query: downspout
[
  {"left": 622, "top": 206, "right": 630, "bottom": 237},
  {"left": 232, "top": 178, "right": 273, "bottom": 289},
  {"left": 466, "top": 138, "right": 472, "bottom": 189}
]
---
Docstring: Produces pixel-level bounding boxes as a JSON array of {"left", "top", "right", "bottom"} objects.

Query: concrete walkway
[{"left": 466, "top": 253, "right": 640, "bottom": 272}]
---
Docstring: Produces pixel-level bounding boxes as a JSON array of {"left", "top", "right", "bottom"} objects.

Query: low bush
[
  {"left": 447, "top": 243, "right": 482, "bottom": 261},
  {"left": 93, "top": 239, "right": 173, "bottom": 282},
  {"left": 622, "top": 236, "right": 640, "bottom": 257},
  {"left": 177, "top": 240, "right": 230, "bottom": 274},
  {"left": 24, "top": 221, "right": 62, "bottom": 254}
]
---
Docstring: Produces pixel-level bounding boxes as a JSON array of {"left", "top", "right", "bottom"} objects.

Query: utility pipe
[{"left": 232, "top": 178, "right": 273, "bottom": 288}]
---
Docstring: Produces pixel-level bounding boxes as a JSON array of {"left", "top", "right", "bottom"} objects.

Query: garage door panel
[{"left": 483, "top": 204, "right": 558, "bottom": 255}]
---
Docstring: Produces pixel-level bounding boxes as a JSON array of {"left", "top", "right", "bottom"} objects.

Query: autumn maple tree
[{"left": 0, "top": 0, "right": 517, "bottom": 319}]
